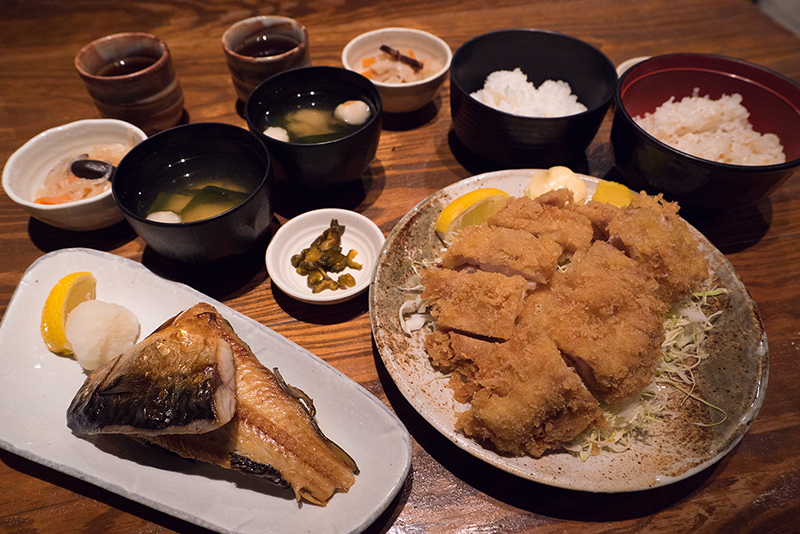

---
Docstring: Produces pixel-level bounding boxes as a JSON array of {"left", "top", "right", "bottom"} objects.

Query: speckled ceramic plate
[{"left": 369, "top": 169, "right": 768, "bottom": 493}]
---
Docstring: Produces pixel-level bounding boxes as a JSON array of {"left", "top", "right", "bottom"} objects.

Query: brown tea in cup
[
  {"left": 75, "top": 32, "right": 184, "bottom": 135},
  {"left": 95, "top": 55, "right": 160, "bottom": 76},
  {"left": 222, "top": 16, "right": 311, "bottom": 103},
  {"left": 234, "top": 32, "right": 301, "bottom": 58}
]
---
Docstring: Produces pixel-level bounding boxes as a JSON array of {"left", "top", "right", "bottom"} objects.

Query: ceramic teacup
[
  {"left": 222, "top": 16, "right": 311, "bottom": 103},
  {"left": 75, "top": 32, "right": 185, "bottom": 135}
]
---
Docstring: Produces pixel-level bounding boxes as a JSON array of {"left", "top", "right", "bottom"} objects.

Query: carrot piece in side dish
[{"left": 34, "top": 196, "right": 73, "bottom": 205}]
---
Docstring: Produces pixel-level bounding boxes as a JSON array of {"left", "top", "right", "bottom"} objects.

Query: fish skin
[
  {"left": 69, "top": 303, "right": 358, "bottom": 506},
  {"left": 66, "top": 307, "right": 237, "bottom": 436}
]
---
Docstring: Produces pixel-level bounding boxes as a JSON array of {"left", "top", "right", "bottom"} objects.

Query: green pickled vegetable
[{"left": 291, "top": 219, "right": 362, "bottom": 293}]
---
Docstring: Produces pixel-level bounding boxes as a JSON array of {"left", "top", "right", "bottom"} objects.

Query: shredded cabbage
[
  {"left": 564, "top": 386, "right": 666, "bottom": 461},
  {"left": 399, "top": 295, "right": 432, "bottom": 335},
  {"left": 397, "top": 258, "right": 439, "bottom": 335},
  {"left": 566, "top": 286, "right": 728, "bottom": 461},
  {"left": 655, "top": 286, "right": 728, "bottom": 426}
]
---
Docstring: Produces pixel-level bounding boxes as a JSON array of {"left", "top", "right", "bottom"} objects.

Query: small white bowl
[
  {"left": 2, "top": 119, "right": 147, "bottom": 231},
  {"left": 616, "top": 56, "right": 650, "bottom": 78},
  {"left": 266, "top": 208, "right": 385, "bottom": 305},
  {"left": 342, "top": 27, "right": 452, "bottom": 113}
]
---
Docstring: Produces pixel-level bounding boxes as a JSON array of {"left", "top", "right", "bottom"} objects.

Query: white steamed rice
[
  {"left": 470, "top": 68, "right": 587, "bottom": 118},
  {"left": 634, "top": 88, "right": 786, "bottom": 166}
]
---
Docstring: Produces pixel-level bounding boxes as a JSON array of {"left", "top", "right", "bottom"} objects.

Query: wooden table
[{"left": 2, "top": 1, "right": 799, "bottom": 532}]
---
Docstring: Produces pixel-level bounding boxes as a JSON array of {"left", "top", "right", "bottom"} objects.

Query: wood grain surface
[{"left": 2, "top": 1, "right": 799, "bottom": 533}]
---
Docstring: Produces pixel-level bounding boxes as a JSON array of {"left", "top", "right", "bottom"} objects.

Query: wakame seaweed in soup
[{"left": 143, "top": 154, "right": 261, "bottom": 223}]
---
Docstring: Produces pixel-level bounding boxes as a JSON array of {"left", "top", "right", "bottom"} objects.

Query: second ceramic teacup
[
  {"left": 74, "top": 32, "right": 185, "bottom": 135},
  {"left": 222, "top": 16, "right": 311, "bottom": 103}
]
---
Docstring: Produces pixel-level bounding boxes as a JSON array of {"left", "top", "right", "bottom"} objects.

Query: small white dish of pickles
[{"left": 266, "top": 208, "right": 385, "bottom": 304}]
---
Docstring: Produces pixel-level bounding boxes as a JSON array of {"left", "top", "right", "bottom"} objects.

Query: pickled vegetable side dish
[{"left": 291, "top": 219, "right": 362, "bottom": 293}]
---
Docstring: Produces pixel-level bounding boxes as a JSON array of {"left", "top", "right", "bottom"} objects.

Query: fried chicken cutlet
[
  {"left": 574, "top": 200, "right": 626, "bottom": 241},
  {"left": 424, "top": 329, "right": 496, "bottom": 402},
  {"left": 421, "top": 268, "right": 527, "bottom": 340},
  {"left": 522, "top": 241, "right": 669, "bottom": 404},
  {"left": 442, "top": 225, "right": 563, "bottom": 286},
  {"left": 426, "top": 327, "right": 604, "bottom": 457},
  {"left": 419, "top": 187, "right": 711, "bottom": 458},
  {"left": 607, "top": 193, "right": 709, "bottom": 303},
  {"left": 487, "top": 190, "right": 594, "bottom": 255}
]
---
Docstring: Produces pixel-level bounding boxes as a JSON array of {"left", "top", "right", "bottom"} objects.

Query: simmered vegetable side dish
[
  {"left": 291, "top": 219, "right": 362, "bottom": 293},
  {"left": 34, "top": 144, "right": 130, "bottom": 204},
  {"left": 359, "top": 44, "right": 443, "bottom": 84}
]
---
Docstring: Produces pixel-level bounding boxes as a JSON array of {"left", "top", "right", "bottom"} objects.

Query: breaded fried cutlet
[
  {"left": 421, "top": 268, "right": 528, "bottom": 340},
  {"left": 488, "top": 194, "right": 593, "bottom": 254},
  {"left": 607, "top": 192, "right": 709, "bottom": 303},
  {"left": 442, "top": 225, "right": 563, "bottom": 285},
  {"left": 454, "top": 327, "right": 604, "bottom": 457},
  {"left": 574, "top": 200, "right": 626, "bottom": 241},
  {"left": 420, "top": 189, "right": 712, "bottom": 458},
  {"left": 533, "top": 187, "right": 578, "bottom": 208},
  {"left": 523, "top": 241, "right": 668, "bottom": 404},
  {"left": 424, "top": 330, "right": 497, "bottom": 402}
]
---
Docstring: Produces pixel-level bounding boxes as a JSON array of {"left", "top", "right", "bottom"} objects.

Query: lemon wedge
[
  {"left": 435, "top": 187, "right": 510, "bottom": 244},
  {"left": 41, "top": 272, "right": 96, "bottom": 355},
  {"left": 592, "top": 181, "right": 633, "bottom": 207}
]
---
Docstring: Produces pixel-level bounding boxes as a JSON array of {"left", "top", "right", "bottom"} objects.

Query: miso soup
[
  {"left": 143, "top": 154, "right": 260, "bottom": 223},
  {"left": 261, "top": 91, "right": 372, "bottom": 144}
]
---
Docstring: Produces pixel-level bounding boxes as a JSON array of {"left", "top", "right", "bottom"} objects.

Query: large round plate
[{"left": 369, "top": 169, "right": 768, "bottom": 492}]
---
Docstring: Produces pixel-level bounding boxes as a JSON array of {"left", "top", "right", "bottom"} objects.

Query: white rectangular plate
[{"left": 0, "top": 248, "right": 411, "bottom": 534}]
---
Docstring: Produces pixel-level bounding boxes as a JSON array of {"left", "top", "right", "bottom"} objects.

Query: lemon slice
[
  {"left": 41, "top": 272, "right": 96, "bottom": 355},
  {"left": 435, "top": 187, "right": 510, "bottom": 244},
  {"left": 592, "top": 181, "right": 633, "bottom": 207}
]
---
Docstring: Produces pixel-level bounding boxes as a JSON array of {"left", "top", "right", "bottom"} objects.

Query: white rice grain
[
  {"left": 634, "top": 88, "right": 785, "bottom": 165},
  {"left": 470, "top": 68, "right": 587, "bottom": 118}
]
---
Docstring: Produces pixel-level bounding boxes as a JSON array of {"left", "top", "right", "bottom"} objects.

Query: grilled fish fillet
[
  {"left": 67, "top": 303, "right": 358, "bottom": 505},
  {"left": 67, "top": 307, "right": 236, "bottom": 436}
]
